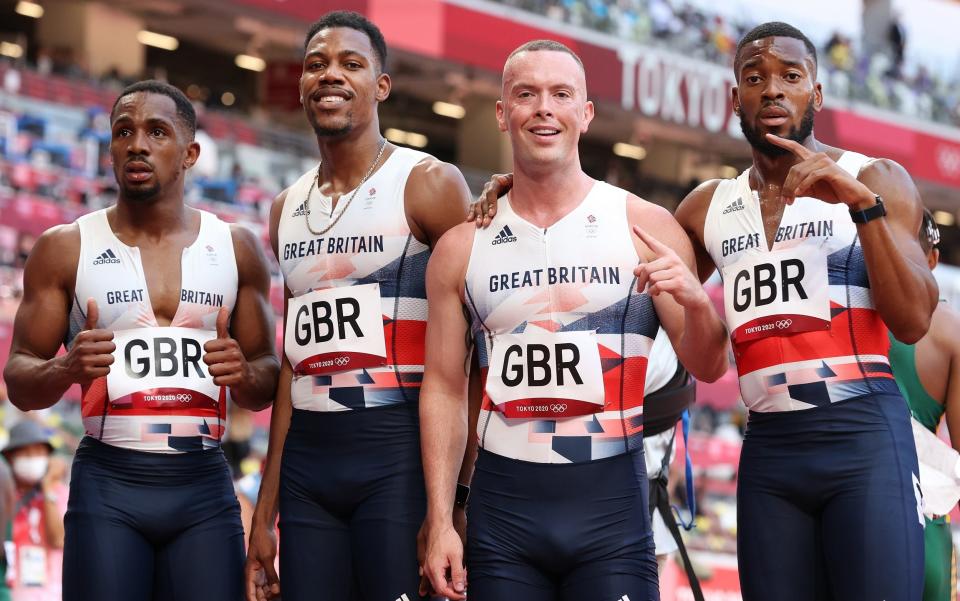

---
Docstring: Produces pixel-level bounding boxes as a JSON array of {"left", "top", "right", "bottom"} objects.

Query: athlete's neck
[
  {"left": 749, "top": 133, "right": 822, "bottom": 192},
  {"left": 509, "top": 159, "right": 595, "bottom": 228},
  {"left": 114, "top": 191, "right": 193, "bottom": 239},
  {"left": 315, "top": 122, "right": 388, "bottom": 195}
]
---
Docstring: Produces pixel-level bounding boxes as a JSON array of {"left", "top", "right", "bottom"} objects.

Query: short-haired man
[
  {"left": 421, "top": 40, "right": 727, "bottom": 601},
  {"left": 4, "top": 80, "right": 279, "bottom": 601}
]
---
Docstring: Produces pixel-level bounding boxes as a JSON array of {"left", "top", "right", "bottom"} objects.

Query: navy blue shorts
[
  {"left": 737, "top": 392, "right": 924, "bottom": 601},
  {"left": 63, "top": 437, "right": 244, "bottom": 601},
  {"left": 279, "top": 404, "right": 426, "bottom": 601},
  {"left": 466, "top": 448, "right": 659, "bottom": 601}
]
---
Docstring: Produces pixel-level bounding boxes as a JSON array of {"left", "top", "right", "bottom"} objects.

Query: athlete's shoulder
[
  {"left": 625, "top": 193, "right": 677, "bottom": 228},
  {"left": 407, "top": 156, "right": 469, "bottom": 196},
  {"left": 24, "top": 222, "right": 80, "bottom": 289},
  {"left": 929, "top": 302, "right": 960, "bottom": 357}
]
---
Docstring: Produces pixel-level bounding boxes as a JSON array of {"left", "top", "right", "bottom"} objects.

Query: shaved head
[{"left": 502, "top": 45, "right": 587, "bottom": 98}]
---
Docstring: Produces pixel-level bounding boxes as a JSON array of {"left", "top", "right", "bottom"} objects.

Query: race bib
[
  {"left": 285, "top": 283, "right": 387, "bottom": 376},
  {"left": 722, "top": 245, "right": 830, "bottom": 342},
  {"left": 485, "top": 330, "right": 605, "bottom": 418},
  {"left": 107, "top": 327, "right": 220, "bottom": 409}
]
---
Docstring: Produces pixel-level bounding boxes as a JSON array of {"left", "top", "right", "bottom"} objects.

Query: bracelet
[{"left": 849, "top": 195, "right": 886, "bottom": 224}]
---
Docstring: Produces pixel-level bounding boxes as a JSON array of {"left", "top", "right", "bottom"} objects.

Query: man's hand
[
  {"left": 203, "top": 307, "right": 250, "bottom": 387},
  {"left": 422, "top": 519, "right": 467, "bottom": 600},
  {"left": 245, "top": 524, "right": 280, "bottom": 601},
  {"left": 633, "top": 226, "right": 710, "bottom": 309},
  {"left": 766, "top": 134, "right": 876, "bottom": 208},
  {"left": 60, "top": 298, "right": 115, "bottom": 384},
  {"left": 467, "top": 173, "right": 512, "bottom": 228},
  {"left": 418, "top": 507, "right": 468, "bottom": 597}
]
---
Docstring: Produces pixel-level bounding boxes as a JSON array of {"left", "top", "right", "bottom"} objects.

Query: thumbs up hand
[
  {"left": 203, "top": 307, "right": 249, "bottom": 387},
  {"left": 62, "top": 298, "right": 115, "bottom": 384}
]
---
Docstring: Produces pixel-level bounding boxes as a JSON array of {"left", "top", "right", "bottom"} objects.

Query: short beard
[
  {"left": 307, "top": 111, "right": 354, "bottom": 138},
  {"left": 740, "top": 99, "right": 815, "bottom": 158},
  {"left": 121, "top": 182, "right": 161, "bottom": 202}
]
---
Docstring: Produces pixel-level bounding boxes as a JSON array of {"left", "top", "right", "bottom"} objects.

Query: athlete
[
  {"left": 2, "top": 80, "right": 279, "bottom": 601},
  {"left": 420, "top": 40, "right": 728, "bottom": 601},
  {"left": 469, "top": 21, "right": 937, "bottom": 601},
  {"left": 889, "top": 209, "right": 960, "bottom": 601},
  {"left": 243, "top": 11, "right": 473, "bottom": 601}
]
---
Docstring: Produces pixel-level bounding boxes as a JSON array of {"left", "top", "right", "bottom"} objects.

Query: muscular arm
[
  {"left": 228, "top": 225, "right": 280, "bottom": 410},
  {"left": 420, "top": 224, "right": 474, "bottom": 599},
  {"left": 629, "top": 200, "right": 728, "bottom": 382},
  {"left": 405, "top": 159, "right": 473, "bottom": 248},
  {"left": 856, "top": 160, "right": 938, "bottom": 343},
  {"left": 3, "top": 226, "right": 91, "bottom": 410},
  {"left": 674, "top": 181, "right": 722, "bottom": 283}
]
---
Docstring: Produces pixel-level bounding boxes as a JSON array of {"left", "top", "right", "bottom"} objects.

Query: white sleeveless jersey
[
  {"left": 466, "top": 182, "right": 660, "bottom": 464},
  {"left": 278, "top": 147, "right": 431, "bottom": 412},
  {"left": 703, "top": 152, "right": 898, "bottom": 412},
  {"left": 68, "top": 209, "right": 238, "bottom": 452}
]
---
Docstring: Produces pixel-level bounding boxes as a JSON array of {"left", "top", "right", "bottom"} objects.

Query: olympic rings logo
[
  {"left": 176, "top": 394, "right": 192, "bottom": 403},
  {"left": 774, "top": 319, "right": 793, "bottom": 329},
  {"left": 549, "top": 404, "right": 567, "bottom": 413},
  {"left": 334, "top": 357, "right": 350, "bottom": 367}
]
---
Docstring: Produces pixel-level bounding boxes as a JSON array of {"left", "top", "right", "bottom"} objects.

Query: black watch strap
[
  {"left": 454, "top": 483, "right": 470, "bottom": 508},
  {"left": 849, "top": 195, "right": 886, "bottom": 224}
]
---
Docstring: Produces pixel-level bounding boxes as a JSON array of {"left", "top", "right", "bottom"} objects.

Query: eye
[
  {"left": 345, "top": 61, "right": 362, "bottom": 69},
  {"left": 785, "top": 72, "right": 802, "bottom": 81},
  {"left": 151, "top": 128, "right": 166, "bottom": 137},
  {"left": 555, "top": 90, "right": 571, "bottom": 99},
  {"left": 307, "top": 61, "right": 324, "bottom": 71},
  {"left": 745, "top": 75, "right": 762, "bottom": 85},
  {"left": 115, "top": 128, "right": 131, "bottom": 138},
  {"left": 518, "top": 91, "right": 534, "bottom": 99}
]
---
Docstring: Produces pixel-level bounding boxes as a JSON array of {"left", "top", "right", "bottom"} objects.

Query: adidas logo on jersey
[
  {"left": 491, "top": 225, "right": 517, "bottom": 245},
  {"left": 92, "top": 249, "right": 121, "bottom": 265},
  {"left": 395, "top": 595, "right": 411, "bottom": 601},
  {"left": 722, "top": 197, "right": 745, "bottom": 214},
  {"left": 291, "top": 201, "right": 310, "bottom": 217}
]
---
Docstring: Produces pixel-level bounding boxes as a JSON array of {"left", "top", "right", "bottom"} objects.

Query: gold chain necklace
[{"left": 304, "top": 138, "right": 387, "bottom": 236}]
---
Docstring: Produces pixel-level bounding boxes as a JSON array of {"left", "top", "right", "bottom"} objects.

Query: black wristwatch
[
  {"left": 849, "top": 195, "right": 886, "bottom": 224},
  {"left": 454, "top": 483, "right": 470, "bottom": 508}
]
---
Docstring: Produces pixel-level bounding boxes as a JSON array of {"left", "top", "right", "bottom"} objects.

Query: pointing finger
[{"left": 764, "top": 133, "right": 813, "bottom": 159}]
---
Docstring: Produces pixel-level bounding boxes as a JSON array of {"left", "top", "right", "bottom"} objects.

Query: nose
[
  {"left": 534, "top": 94, "right": 554, "bottom": 118},
  {"left": 761, "top": 76, "right": 785, "bottom": 101},
  {"left": 319, "top": 61, "right": 345, "bottom": 84},
  {"left": 126, "top": 128, "right": 150, "bottom": 156}
]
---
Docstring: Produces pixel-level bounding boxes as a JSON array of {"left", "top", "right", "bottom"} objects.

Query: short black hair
[
  {"left": 110, "top": 80, "right": 196, "bottom": 137},
  {"left": 920, "top": 208, "right": 941, "bottom": 253},
  {"left": 507, "top": 39, "right": 584, "bottom": 72},
  {"left": 735, "top": 21, "right": 818, "bottom": 76},
  {"left": 303, "top": 11, "right": 387, "bottom": 72}
]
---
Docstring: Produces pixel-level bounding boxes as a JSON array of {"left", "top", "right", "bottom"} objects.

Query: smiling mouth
[{"left": 529, "top": 127, "right": 560, "bottom": 137}]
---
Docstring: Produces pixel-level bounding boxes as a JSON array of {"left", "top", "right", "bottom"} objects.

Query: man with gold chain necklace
[{"left": 244, "top": 10, "right": 473, "bottom": 601}]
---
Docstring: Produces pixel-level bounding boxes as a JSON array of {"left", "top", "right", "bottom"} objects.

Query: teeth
[
  {"left": 320, "top": 96, "right": 345, "bottom": 103},
  {"left": 532, "top": 128, "right": 558, "bottom": 135}
]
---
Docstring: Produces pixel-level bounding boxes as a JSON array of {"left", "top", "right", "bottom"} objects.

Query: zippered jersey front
[
  {"left": 703, "top": 152, "right": 898, "bottom": 412},
  {"left": 68, "top": 209, "right": 238, "bottom": 452},
  {"left": 465, "top": 182, "right": 659, "bottom": 464},
  {"left": 278, "top": 147, "right": 431, "bottom": 411}
]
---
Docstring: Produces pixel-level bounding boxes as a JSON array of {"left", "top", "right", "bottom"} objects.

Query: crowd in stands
[{"left": 495, "top": 0, "right": 960, "bottom": 127}]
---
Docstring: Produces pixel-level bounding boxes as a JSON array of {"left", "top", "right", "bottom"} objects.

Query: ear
[
  {"left": 813, "top": 81, "right": 823, "bottom": 113},
  {"left": 581, "top": 100, "right": 595, "bottom": 134},
  {"left": 375, "top": 72, "right": 391, "bottom": 103},
  {"left": 731, "top": 86, "right": 741, "bottom": 117},
  {"left": 496, "top": 100, "right": 507, "bottom": 132},
  {"left": 929, "top": 248, "right": 940, "bottom": 270},
  {"left": 183, "top": 140, "right": 200, "bottom": 170}
]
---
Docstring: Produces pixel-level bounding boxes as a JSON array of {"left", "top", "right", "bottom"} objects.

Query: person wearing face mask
[{"left": 1, "top": 420, "right": 67, "bottom": 601}]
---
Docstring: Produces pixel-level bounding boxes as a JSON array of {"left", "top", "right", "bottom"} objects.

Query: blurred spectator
[
  {"left": 887, "top": 12, "right": 906, "bottom": 78},
  {"left": 1, "top": 421, "right": 67, "bottom": 601}
]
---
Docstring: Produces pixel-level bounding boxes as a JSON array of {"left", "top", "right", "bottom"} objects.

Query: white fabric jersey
[
  {"left": 466, "top": 181, "right": 659, "bottom": 464},
  {"left": 278, "top": 147, "right": 431, "bottom": 412},
  {"left": 703, "top": 151, "right": 899, "bottom": 411},
  {"left": 68, "top": 209, "right": 237, "bottom": 452}
]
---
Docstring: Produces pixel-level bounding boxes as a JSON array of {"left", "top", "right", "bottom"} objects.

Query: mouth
[
  {"left": 124, "top": 161, "right": 154, "bottom": 183},
  {"left": 311, "top": 88, "right": 352, "bottom": 108},
  {"left": 758, "top": 106, "right": 789, "bottom": 128},
  {"left": 527, "top": 125, "right": 561, "bottom": 138}
]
